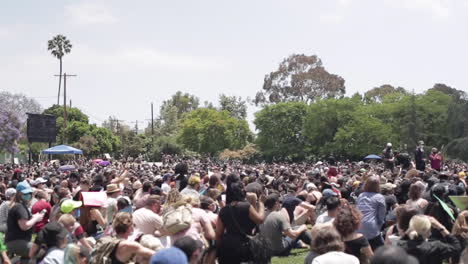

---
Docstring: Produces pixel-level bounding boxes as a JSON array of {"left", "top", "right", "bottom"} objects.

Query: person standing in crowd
[
  {"left": 5, "top": 181, "right": 45, "bottom": 259},
  {"left": 0, "top": 188, "right": 16, "bottom": 233},
  {"left": 180, "top": 175, "right": 201, "bottom": 199},
  {"left": 105, "top": 184, "right": 122, "bottom": 225},
  {"left": 415, "top": 141, "right": 426, "bottom": 171},
  {"left": 31, "top": 190, "right": 52, "bottom": 233},
  {"left": 132, "top": 195, "right": 163, "bottom": 235},
  {"left": 429, "top": 148, "right": 443, "bottom": 171},
  {"left": 357, "top": 176, "right": 386, "bottom": 251},
  {"left": 383, "top": 143, "right": 395, "bottom": 172}
]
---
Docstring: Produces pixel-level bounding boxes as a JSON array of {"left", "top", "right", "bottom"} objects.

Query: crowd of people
[{"left": 0, "top": 142, "right": 467, "bottom": 264}]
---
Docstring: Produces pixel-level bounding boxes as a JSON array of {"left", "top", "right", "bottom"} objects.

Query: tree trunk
[{"left": 57, "top": 58, "right": 62, "bottom": 105}]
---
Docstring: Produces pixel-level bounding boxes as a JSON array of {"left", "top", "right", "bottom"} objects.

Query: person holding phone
[{"left": 5, "top": 181, "right": 45, "bottom": 259}]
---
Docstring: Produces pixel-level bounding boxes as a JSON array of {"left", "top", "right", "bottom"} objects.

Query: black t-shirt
[
  {"left": 6, "top": 203, "right": 32, "bottom": 242},
  {"left": 345, "top": 235, "right": 369, "bottom": 262},
  {"left": 219, "top": 201, "right": 255, "bottom": 236},
  {"left": 282, "top": 194, "right": 302, "bottom": 223}
]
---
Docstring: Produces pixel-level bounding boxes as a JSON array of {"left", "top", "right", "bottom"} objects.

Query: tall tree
[
  {"left": 159, "top": 91, "right": 200, "bottom": 136},
  {"left": 178, "top": 108, "right": 252, "bottom": 155},
  {"left": 219, "top": 94, "right": 247, "bottom": 119},
  {"left": 47, "top": 35, "right": 72, "bottom": 105},
  {"left": 43, "top": 105, "right": 88, "bottom": 143},
  {"left": 364, "top": 84, "right": 407, "bottom": 103},
  {"left": 254, "top": 102, "right": 308, "bottom": 161},
  {"left": 255, "top": 54, "right": 345, "bottom": 105}
]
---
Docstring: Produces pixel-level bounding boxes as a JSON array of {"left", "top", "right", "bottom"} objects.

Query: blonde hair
[
  {"left": 58, "top": 214, "right": 76, "bottom": 227},
  {"left": 453, "top": 210, "right": 468, "bottom": 236},
  {"left": 113, "top": 212, "right": 133, "bottom": 235},
  {"left": 407, "top": 215, "right": 431, "bottom": 240}
]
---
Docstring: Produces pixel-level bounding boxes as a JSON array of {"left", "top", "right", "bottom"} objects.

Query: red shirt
[
  {"left": 31, "top": 200, "right": 52, "bottom": 233},
  {"left": 430, "top": 153, "right": 443, "bottom": 170}
]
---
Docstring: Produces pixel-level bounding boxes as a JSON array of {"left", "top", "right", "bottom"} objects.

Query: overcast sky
[{"left": 1, "top": 0, "right": 468, "bottom": 129}]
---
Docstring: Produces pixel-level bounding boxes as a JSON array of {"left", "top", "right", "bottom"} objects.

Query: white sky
[{"left": 1, "top": 0, "right": 467, "bottom": 129}]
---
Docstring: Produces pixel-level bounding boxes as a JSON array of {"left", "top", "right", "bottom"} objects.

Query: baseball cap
[
  {"left": 16, "top": 181, "right": 33, "bottom": 194},
  {"left": 150, "top": 247, "right": 188, "bottom": 264},
  {"left": 322, "top": 188, "right": 338, "bottom": 198},
  {"left": 35, "top": 177, "right": 48, "bottom": 184},
  {"left": 61, "top": 199, "right": 83, "bottom": 214}
]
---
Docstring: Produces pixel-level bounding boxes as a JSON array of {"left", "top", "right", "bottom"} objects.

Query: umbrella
[
  {"left": 99, "top": 161, "right": 111, "bottom": 166},
  {"left": 364, "top": 154, "right": 382, "bottom": 160},
  {"left": 93, "top": 159, "right": 103, "bottom": 163},
  {"left": 59, "top": 165, "right": 76, "bottom": 171}
]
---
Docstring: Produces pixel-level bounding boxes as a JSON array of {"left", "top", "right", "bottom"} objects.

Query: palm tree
[{"left": 48, "top": 35, "right": 72, "bottom": 105}]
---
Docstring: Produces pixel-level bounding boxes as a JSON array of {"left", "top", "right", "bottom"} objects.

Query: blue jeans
[{"left": 276, "top": 230, "right": 312, "bottom": 257}]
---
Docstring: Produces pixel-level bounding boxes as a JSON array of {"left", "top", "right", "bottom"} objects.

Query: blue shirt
[{"left": 357, "top": 192, "right": 386, "bottom": 239}]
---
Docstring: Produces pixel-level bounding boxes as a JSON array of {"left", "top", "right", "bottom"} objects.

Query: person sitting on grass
[
  {"left": 260, "top": 193, "right": 312, "bottom": 257},
  {"left": 316, "top": 196, "right": 340, "bottom": 224}
]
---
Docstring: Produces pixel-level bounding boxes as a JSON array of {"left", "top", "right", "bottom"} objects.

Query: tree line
[{"left": 2, "top": 53, "right": 468, "bottom": 162}]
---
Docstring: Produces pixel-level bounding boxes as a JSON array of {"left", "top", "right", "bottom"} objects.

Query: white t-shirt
[
  {"left": 315, "top": 212, "right": 334, "bottom": 224},
  {"left": 161, "top": 183, "right": 171, "bottom": 194},
  {"left": 133, "top": 207, "right": 163, "bottom": 235},
  {"left": 312, "top": 251, "right": 359, "bottom": 264}
]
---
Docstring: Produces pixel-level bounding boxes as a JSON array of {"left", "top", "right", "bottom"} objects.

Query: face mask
[{"left": 22, "top": 193, "right": 32, "bottom": 201}]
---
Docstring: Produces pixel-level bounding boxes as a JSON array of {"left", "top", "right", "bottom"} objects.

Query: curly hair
[
  {"left": 334, "top": 205, "right": 362, "bottom": 237},
  {"left": 310, "top": 224, "right": 344, "bottom": 254},
  {"left": 113, "top": 212, "right": 133, "bottom": 235}
]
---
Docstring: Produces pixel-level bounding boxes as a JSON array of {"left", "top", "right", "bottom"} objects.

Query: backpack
[
  {"left": 89, "top": 236, "right": 122, "bottom": 264},
  {"left": 162, "top": 205, "right": 192, "bottom": 235}
]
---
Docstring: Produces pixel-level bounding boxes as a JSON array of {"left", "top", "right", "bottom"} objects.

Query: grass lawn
[{"left": 271, "top": 248, "right": 309, "bottom": 264}]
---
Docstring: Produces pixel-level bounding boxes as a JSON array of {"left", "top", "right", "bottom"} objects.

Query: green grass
[{"left": 271, "top": 248, "right": 309, "bottom": 264}]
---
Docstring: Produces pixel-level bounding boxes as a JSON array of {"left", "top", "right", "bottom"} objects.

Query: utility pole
[
  {"left": 70, "top": 99, "right": 72, "bottom": 108},
  {"left": 134, "top": 120, "right": 139, "bottom": 134},
  {"left": 55, "top": 73, "right": 76, "bottom": 143},
  {"left": 151, "top": 103, "right": 154, "bottom": 136}
]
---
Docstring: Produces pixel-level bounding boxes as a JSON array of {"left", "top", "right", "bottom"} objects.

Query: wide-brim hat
[{"left": 106, "top": 184, "right": 121, "bottom": 194}]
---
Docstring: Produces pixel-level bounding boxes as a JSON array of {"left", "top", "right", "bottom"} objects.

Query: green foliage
[
  {"left": 255, "top": 54, "right": 345, "bottom": 105},
  {"left": 219, "top": 94, "right": 247, "bottom": 119},
  {"left": 85, "top": 125, "right": 121, "bottom": 155},
  {"left": 253, "top": 84, "right": 463, "bottom": 161},
  {"left": 254, "top": 102, "right": 308, "bottom": 161},
  {"left": 43, "top": 105, "right": 89, "bottom": 143},
  {"left": 178, "top": 108, "right": 252, "bottom": 155},
  {"left": 331, "top": 113, "right": 396, "bottom": 159},
  {"left": 303, "top": 97, "right": 361, "bottom": 155},
  {"left": 364, "top": 84, "right": 407, "bottom": 103},
  {"left": 73, "top": 135, "right": 99, "bottom": 156},
  {"left": 446, "top": 137, "right": 468, "bottom": 161},
  {"left": 48, "top": 35, "right": 72, "bottom": 59}
]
